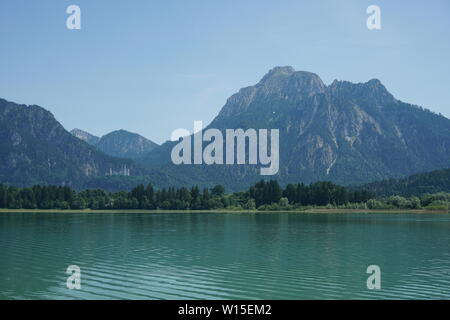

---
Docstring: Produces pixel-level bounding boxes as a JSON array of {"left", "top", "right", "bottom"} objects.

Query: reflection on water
[{"left": 1, "top": 212, "right": 450, "bottom": 299}]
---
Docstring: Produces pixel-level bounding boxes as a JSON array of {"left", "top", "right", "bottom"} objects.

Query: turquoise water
[{"left": 1, "top": 212, "right": 450, "bottom": 300}]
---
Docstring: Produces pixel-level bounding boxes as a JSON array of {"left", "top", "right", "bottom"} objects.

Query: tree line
[
  {"left": 0, "top": 180, "right": 448, "bottom": 211},
  {"left": 361, "top": 168, "right": 450, "bottom": 197},
  {"left": 0, "top": 180, "right": 371, "bottom": 210}
]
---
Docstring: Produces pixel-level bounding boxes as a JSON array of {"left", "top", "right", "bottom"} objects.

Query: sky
[{"left": 1, "top": 0, "right": 449, "bottom": 144}]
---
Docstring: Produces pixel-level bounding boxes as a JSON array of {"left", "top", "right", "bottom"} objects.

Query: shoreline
[{"left": 0, "top": 208, "right": 448, "bottom": 214}]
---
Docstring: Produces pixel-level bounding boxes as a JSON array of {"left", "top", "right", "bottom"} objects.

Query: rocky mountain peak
[
  {"left": 258, "top": 66, "right": 325, "bottom": 96},
  {"left": 363, "top": 79, "right": 393, "bottom": 100},
  {"left": 328, "top": 78, "right": 395, "bottom": 106},
  {"left": 214, "top": 67, "right": 327, "bottom": 121},
  {"left": 260, "top": 66, "right": 296, "bottom": 80}
]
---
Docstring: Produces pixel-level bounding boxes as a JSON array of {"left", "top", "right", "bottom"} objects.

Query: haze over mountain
[
  {"left": 71, "top": 129, "right": 158, "bottom": 159},
  {"left": 141, "top": 66, "right": 450, "bottom": 190}
]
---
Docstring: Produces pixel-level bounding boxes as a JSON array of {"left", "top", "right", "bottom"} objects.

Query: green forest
[
  {"left": 361, "top": 168, "right": 450, "bottom": 197},
  {"left": 1, "top": 180, "right": 449, "bottom": 211}
]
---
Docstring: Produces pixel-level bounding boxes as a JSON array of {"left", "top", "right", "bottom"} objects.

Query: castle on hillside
[{"left": 107, "top": 165, "right": 130, "bottom": 176}]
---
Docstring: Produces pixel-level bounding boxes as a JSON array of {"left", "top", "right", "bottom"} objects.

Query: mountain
[
  {"left": 360, "top": 168, "right": 450, "bottom": 197},
  {"left": 0, "top": 98, "right": 148, "bottom": 189},
  {"left": 95, "top": 130, "right": 158, "bottom": 159},
  {"left": 141, "top": 66, "right": 450, "bottom": 191},
  {"left": 70, "top": 128, "right": 100, "bottom": 146},
  {"left": 71, "top": 128, "right": 158, "bottom": 159},
  {"left": 3, "top": 66, "right": 450, "bottom": 192}
]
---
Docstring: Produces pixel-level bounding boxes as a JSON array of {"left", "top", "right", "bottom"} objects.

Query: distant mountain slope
[
  {"left": 141, "top": 66, "right": 450, "bottom": 191},
  {"left": 0, "top": 98, "right": 147, "bottom": 189},
  {"left": 70, "top": 128, "right": 100, "bottom": 146},
  {"left": 95, "top": 130, "right": 158, "bottom": 159},
  {"left": 360, "top": 168, "right": 450, "bottom": 197},
  {"left": 71, "top": 128, "right": 158, "bottom": 159}
]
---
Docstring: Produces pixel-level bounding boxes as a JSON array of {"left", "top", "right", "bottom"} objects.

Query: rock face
[
  {"left": 95, "top": 130, "right": 158, "bottom": 159},
  {"left": 0, "top": 98, "right": 145, "bottom": 188},
  {"left": 141, "top": 66, "right": 450, "bottom": 190},
  {"left": 70, "top": 129, "right": 100, "bottom": 146}
]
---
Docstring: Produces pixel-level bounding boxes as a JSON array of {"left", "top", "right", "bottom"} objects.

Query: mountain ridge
[
  {"left": 71, "top": 128, "right": 159, "bottom": 159},
  {"left": 0, "top": 98, "right": 148, "bottom": 189},
  {"left": 140, "top": 66, "right": 450, "bottom": 191},
  {"left": 2, "top": 66, "right": 450, "bottom": 192}
]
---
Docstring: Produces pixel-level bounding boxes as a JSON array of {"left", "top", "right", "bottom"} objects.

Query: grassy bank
[{"left": 0, "top": 208, "right": 448, "bottom": 214}]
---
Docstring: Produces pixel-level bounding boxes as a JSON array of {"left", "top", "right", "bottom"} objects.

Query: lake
[{"left": 1, "top": 212, "right": 450, "bottom": 299}]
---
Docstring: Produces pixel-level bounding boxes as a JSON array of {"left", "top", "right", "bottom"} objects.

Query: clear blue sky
[{"left": 1, "top": 0, "right": 449, "bottom": 143}]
